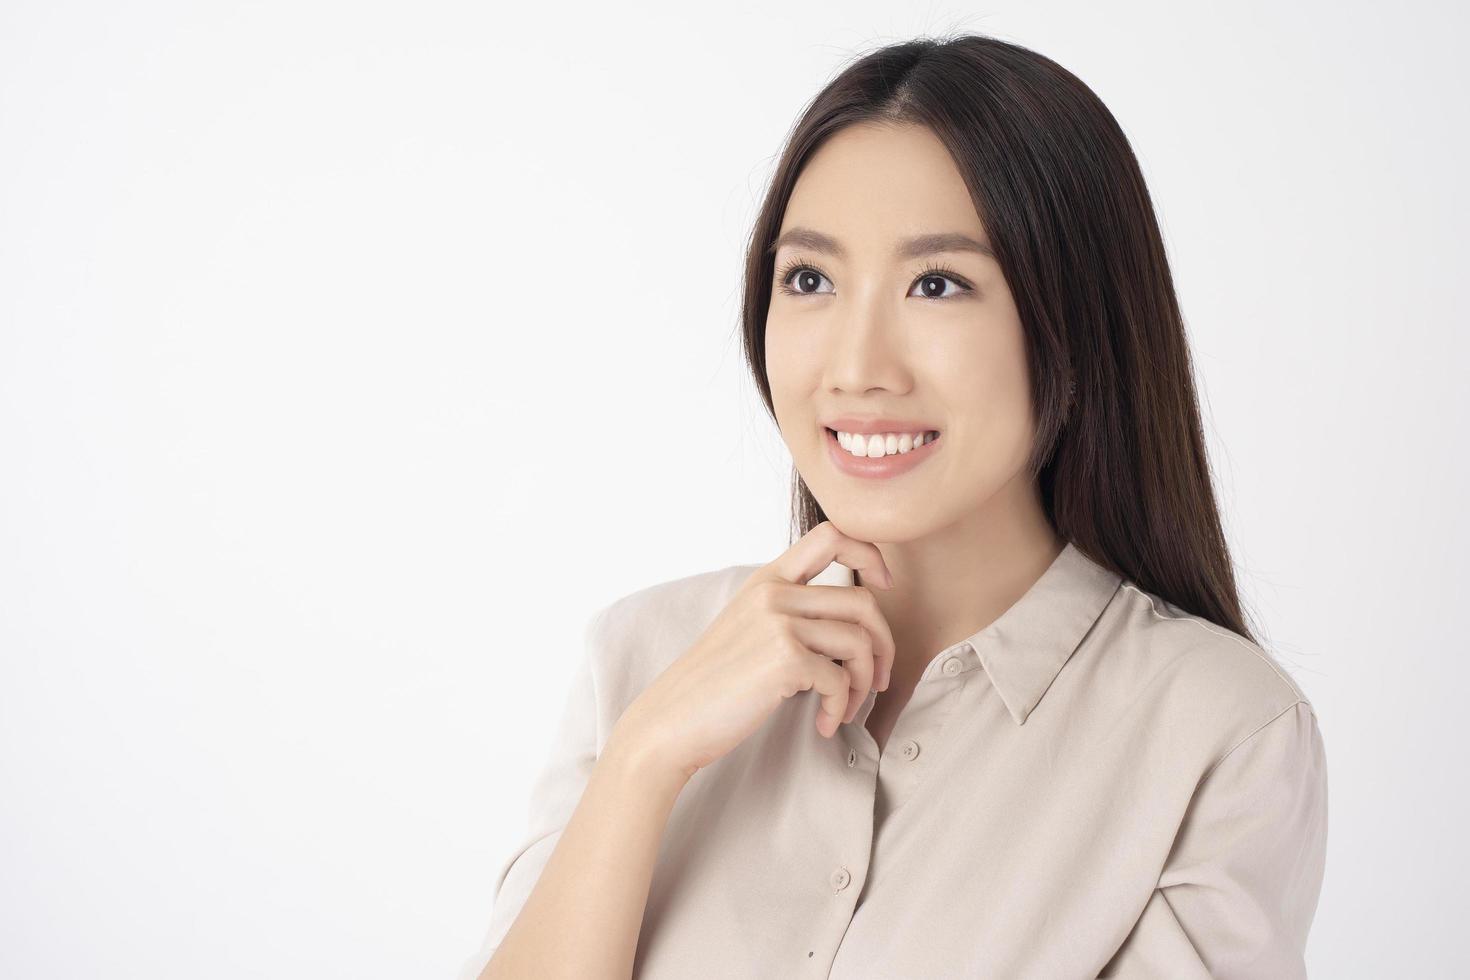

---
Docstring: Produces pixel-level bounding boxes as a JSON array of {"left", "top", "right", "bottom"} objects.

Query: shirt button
[
  {"left": 830, "top": 867, "right": 851, "bottom": 890},
  {"left": 899, "top": 738, "right": 921, "bottom": 760},
  {"left": 942, "top": 656, "right": 963, "bottom": 676},
  {"left": 846, "top": 748, "right": 858, "bottom": 767}
]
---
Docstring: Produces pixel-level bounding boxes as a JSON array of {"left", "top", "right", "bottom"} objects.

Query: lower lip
[{"left": 825, "top": 428, "right": 941, "bottom": 479}]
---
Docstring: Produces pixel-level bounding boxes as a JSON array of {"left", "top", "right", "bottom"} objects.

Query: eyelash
[{"left": 773, "top": 258, "right": 975, "bottom": 300}]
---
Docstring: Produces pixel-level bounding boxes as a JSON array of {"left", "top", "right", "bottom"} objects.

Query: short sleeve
[
  {"left": 471, "top": 604, "right": 608, "bottom": 965},
  {"left": 1101, "top": 700, "right": 1329, "bottom": 979}
]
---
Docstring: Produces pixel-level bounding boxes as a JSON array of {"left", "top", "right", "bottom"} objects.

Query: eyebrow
[{"left": 766, "top": 226, "right": 995, "bottom": 260}]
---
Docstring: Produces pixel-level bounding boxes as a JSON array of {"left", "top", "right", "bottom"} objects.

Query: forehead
[{"left": 780, "top": 121, "right": 985, "bottom": 248}]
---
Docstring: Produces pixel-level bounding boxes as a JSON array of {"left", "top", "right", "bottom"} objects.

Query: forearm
[{"left": 478, "top": 729, "right": 689, "bottom": 980}]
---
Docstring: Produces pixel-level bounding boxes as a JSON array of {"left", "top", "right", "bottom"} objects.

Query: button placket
[{"left": 871, "top": 678, "right": 966, "bottom": 821}]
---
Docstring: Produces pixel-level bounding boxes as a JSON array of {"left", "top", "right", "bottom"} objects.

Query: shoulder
[
  {"left": 594, "top": 562, "right": 760, "bottom": 643},
  {"left": 1101, "top": 579, "right": 1317, "bottom": 755},
  {"left": 584, "top": 561, "right": 762, "bottom": 713}
]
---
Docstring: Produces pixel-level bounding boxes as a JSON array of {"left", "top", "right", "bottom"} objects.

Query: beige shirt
[{"left": 480, "top": 541, "right": 1328, "bottom": 978}]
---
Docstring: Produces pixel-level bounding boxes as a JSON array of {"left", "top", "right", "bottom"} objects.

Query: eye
[
  {"left": 775, "top": 261, "right": 834, "bottom": 297},
  {"left": 773, "top": 258, "right": 975, "bottom": 301},
  {"left": 908, "top": 269, "right": 972, "bottom": 300}
]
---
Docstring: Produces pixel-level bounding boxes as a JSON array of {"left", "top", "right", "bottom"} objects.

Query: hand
[{"left": 613, "top": 521, "right": 897, "bottom": 782}]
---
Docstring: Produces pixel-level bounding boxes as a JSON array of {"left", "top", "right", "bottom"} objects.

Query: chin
[{"left": 816, "top": 506, "right": 939, "bottom": 548}]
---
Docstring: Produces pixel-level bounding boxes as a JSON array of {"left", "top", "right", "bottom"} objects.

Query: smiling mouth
[{"left": 825, "top": 427, "right": 940, "bottom": 458}]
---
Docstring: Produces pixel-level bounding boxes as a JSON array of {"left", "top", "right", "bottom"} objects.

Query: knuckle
[
  {"left": 778, "top": 656, "right": 810, "bottom": 695},
  {"left": 771, "top": 629, "right": 804, "bottom": 669},
  {"left": 752, "top": 579, "right": 782, "bottom": 611}
]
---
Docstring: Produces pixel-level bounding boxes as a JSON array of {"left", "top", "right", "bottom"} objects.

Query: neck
[{"left": 855, "top": 473, "right": 1062, "bottom": 682}]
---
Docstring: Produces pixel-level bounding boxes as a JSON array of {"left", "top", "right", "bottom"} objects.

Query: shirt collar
[{"left": 809, "top": 540, "right": 1123, "bottom": 725}]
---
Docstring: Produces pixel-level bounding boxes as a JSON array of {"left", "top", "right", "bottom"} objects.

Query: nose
[{"left": 820, "top": 290, "right": 912, "bottom": 395}]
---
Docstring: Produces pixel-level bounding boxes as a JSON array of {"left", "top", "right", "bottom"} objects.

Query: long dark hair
[{"left": 739, "top": 33, "right": 1260, "bottom": 645}]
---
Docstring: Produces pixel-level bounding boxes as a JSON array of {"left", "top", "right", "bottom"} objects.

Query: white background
[{"left": 2, "top": 1, "right": 1465, "bottom": 977}]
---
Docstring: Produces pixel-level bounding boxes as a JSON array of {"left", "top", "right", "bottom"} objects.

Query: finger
[
  {"left": 767, "top": 579, "right": 895, "bottom": 694},
  {"left": 801, "top": 652, "right": 853, "bottom": 738},
  {"left": 760, "top": 520, "right": 894, "bottom": 592},
  {"left": 790, "top": 616, "right": 875, "bottom": 722}
]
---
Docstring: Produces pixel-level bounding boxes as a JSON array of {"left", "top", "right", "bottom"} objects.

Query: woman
[{"left": 476, "top": 33, "right": 1327, "bottom": 980}]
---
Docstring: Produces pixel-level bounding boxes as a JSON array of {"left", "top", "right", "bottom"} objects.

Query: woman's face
[{"left": 765, "top": 121, "right": 1036, "bottom": 546}]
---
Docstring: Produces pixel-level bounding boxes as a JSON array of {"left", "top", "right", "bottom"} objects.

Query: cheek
[
  {"left": 968, "top": 390, "right": 1035, "bottom": 470},
  {"left": 763, "top": 318, "right": 818, "bottom": 407},
  {"left": 763, "top": 331, "right": 798, "bottom": 435},
  {"left": 937, "top": 331, "right": 1035, "bottom": 463}
]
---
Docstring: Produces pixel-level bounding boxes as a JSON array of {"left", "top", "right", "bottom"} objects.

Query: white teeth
[{"left": 835, "top": 429, "right": 938, "bottom": 458}]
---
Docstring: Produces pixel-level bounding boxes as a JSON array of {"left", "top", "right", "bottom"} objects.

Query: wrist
[{"left": 603, "top": 721, "right": 692, "bottom": 797}]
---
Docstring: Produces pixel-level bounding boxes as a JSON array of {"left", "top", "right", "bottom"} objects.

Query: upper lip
[{"left": 822, "top": 417, "right": 941, "bottom": 435}]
